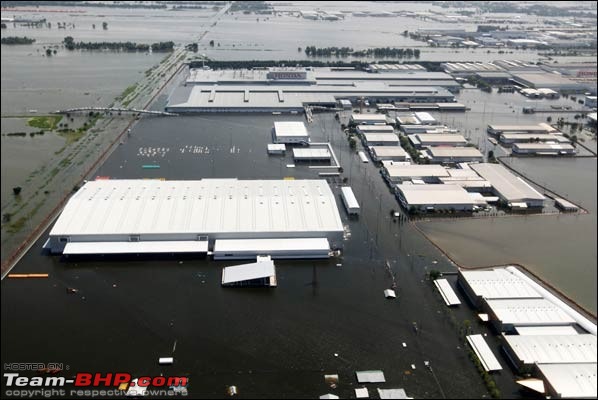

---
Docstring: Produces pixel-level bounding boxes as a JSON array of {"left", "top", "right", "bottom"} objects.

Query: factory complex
[
  {"left": 454, "top": 266, "right": 597, "bottom": 399},
  {"left": 166, "top": 67, "right": 460, "bottom": 113}
]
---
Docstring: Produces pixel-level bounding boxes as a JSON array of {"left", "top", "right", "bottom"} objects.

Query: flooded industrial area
[{"left": 1, "top": 1, "right": 597, "bottom": 399}]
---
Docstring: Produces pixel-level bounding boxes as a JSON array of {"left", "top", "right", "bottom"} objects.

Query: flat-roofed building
[
  {"left": 356, "top": 124, "right": 395, "bottom": 134},
  {"left": 292, "top": 148, "right": 331, "bottom": 161},
  {"left": 382, "top": 164, "right": 449, "bottom": 184},
  {"left": 458, "top": 268, "right": 542, "bottom": 309},
  {"left": 46, "top": 179, "right": 344, "bottom": 255},
  {"left": 273, "top": 121, "right": 310, "bottom": 144},
  {"left": 425, "top": 147, "right": 484, "bottom": 163},
  {"left": 351, "top": 114, "right": 389, "bottom": 125},
  {"left": 502, "top": 335, "right": 596, "bottom": 371},
  {"left": 512, "top": 143, "right": 576, "bottom": 156},
  {"left": 470, "top": 163, "right": 546, "bottom": 208},
  {"left": 485, "top": 299, "right": 577, "bottom": 332},
  {"left": 511, "top": 72, "right": 586, "bottom": 93},
  {"left": 396, "top": 115, "right": 421, "bottom": 125},
  {"left": 400, "top": 124, "right": 455, "bottom": 134},
  {"left": 369, "top": 146, "right": 409, "bottom": 162},
  {"left": 362, "top": 132, "right": 400, "bottom": 146},
  {"left": 487, "top": 124, "right": 557, "bottom": 135},
  {"left": 499, "top": 133, "right": 569, "bottom": 145},
  {"left": 414, "top": 111, "right": 436, "bottom": 125},
  {"left": 395, "top": 184, "right": 476, "bottom": 212},
  {"left": 409, "top": 134, "right": 468, "bottom": 148}
]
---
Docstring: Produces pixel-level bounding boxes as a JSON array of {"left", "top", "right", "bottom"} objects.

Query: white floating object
[
  {"left": 402, "top": 342, "right": 407, "bottom": 348},
  {"left": 424, "top": 361, "right": 430, "bottom": 367},
  {"left": 333, "top": 353, "right": 339, "bottom": 357},
  {"left": 355, "top": 387, "right": 369, "bottom": 398},
  {"left": 411, "top": 364, "right": 416, "bottom": 370},
  {"left": 286, "top": 164, "right": 295, "bottom": 168},
  {"left": 159, "top": 357, "right": 174, "bottom": 365},
  {"left": 384, "top": 289, "right": 396, "bottom": 299}
]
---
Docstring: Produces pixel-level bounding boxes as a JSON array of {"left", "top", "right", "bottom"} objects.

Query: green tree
[
  {"left": 102, "top": 21, "right": 108, "bottom": 30},
  {"left": 45, "top": 48, "right": 52, "bottom": 56}
]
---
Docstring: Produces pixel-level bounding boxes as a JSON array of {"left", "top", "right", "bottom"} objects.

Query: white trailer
[{"left": 341, "top": 186, "right": 360, "bottom": 215}]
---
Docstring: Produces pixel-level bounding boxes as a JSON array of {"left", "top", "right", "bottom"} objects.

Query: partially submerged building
[
  {"left": 424, "top": 147, "right": 484, "bottom": 163},
  {"left": 470, "top": 163, "right": 545, "bottom": 208},
  {"left": 46, "top": 179, "right": 344, "bottom": 257},
  {"left": 512, "top": 143, "right": 576, "bottom": 156},
  {"left": 273, "top": 121, "right": 310, "bottom": 144},
  {"left": 395, "top": 184, "right": 476, "bottom": 212}
]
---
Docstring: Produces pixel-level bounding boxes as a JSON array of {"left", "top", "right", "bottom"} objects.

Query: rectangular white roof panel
[
  {"left": 222, "top": 260, "right": 276, "bottom": 284},
  {"left": 515, "top": 326, "right": 579, "bottom": 336},
  {"left": 50, "top": 179, "right": 343, "bottom": 237},
  {"left": 434, "top": 279, "right": 461, "bottom": 306},
  {"left": 385, "top": 164, "right": 449, "bottom": 178},
  {"left": 487, "top": 298, "right": 577, "bottom": 326},
  {"left": 503, "top": 334, "right": 597, "bottom": 364},
  {"left": 460, "top": 268, "right": 542, "bottom": 299},
  {"left": 466, "top": 334, "right": 503, "bottom": 372},
  {"left": 537, "top": 363, "right": 598, "bottom": 399},
  {"left": 341, "top": 186, "right": 360, "bottom": 209},
  {"left": 470, "top": 163, "right": 545, "bottom": 202},
  {"left": 63, "top": 240, "right": 208, "bottom": 255},
  {"left": 356, "top": 371, "right": 386, "bottom": 383},
  {"left": 214, "top": 238, "right": 330, "bottom": 253},
  {"left": 396, "top": 184, "right": 474, "bottom": 206},
  {"left": 274, "top": 121, "right": 309, "bottom": 137}
]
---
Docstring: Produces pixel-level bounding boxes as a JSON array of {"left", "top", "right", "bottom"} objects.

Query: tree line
[
  {"left": 1, "top": 36, "right": 36, "bottom": 45},
  {"left": 63, "top": 36, "right": 174, "bottom": 52},
  {"left": 304, "top": 46, "right": 421, "bottom": 58}
]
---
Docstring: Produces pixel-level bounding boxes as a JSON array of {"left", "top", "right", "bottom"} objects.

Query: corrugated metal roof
[
  {"left": 396, "top": 184, "right": 474, "bottom": 206},
  {"left": 434, "top": 279, "right": 461, "bottom": 306},
  {"left": 50, "top": 179, "right": 343, "bottom": 237},
  {"left": 470, "top": 163, "right": 546, "bottom": 203},
  {"left": 363, "top": 133, "right": 399, "bottom": 143},
  {"left": 385, "top": 164, "right": 449, "bottom": 178},
  {"left": 377, "top": 389, "right": 410, "bottom": 399},
  {"left": 466, "top": 334, "right": 503, "bottom": 371},
  {"left": 503, "top": 334, "right": 597, "bottom": 364},
  {"left": 487, "top": 298, "right": 577, "bottom": 326},
  {"left": 292, "top": 148, "right": 331, "bottom": 159},
  {"left": 537, "top": 363, "right": 598, "bottom": 399},
  {"left": 460, "top": 268, "right": 542, "bottom": 300},
  {"left": 341, "top": 187, "right": 359, "bottom": 210}
]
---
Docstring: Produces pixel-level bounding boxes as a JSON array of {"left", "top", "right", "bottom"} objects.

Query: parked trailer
[
  {"left": 341, "top": 186, "right": 360, "bottom": 215},
  {"left": 358, "top": 151, "right": 369, "bottom": 163}
]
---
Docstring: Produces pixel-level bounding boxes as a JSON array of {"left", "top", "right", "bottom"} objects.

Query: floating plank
[
  {"left": 433, "top": 279, "right": 461, "bottom": 306},
  {"left": 7, "top": 273, "right": 49, "bottom": 278}
]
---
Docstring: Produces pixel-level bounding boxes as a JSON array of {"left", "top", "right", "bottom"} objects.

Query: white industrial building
[
  {"left": 46, "top": 179, "right": 344, "bottom": 256},
  {"left": 512, "top": 143, "right": 576, "bottom": 156},
  {"left": 499, "top": 133, "right": 569, "bottom": 145},
  {"left": 502, "top": 334, "right": 596, "bottom": 370},
  {"left": 536, "top": 363, "right": 598, "bottom": 399},
  {"left": 383, "top": 164, "right": 449, "bottom": 183},
  {"left": 356, "top": 124, "right": 395, "bottom": 134},
  {"left": 458, "top": 268, "right": 542, "bottom": 309},
  {"left": 369, "top": 146, "right": 409, "bottom": 162},
  {"left": 396, "top": 115, "right": 421, "bottom": 125},
  {"left": 511, "top": 72, "right": 586, "bottom": 93},
  {"left": 470, "top": 163, "right": 546, "bottom": 208},
  {"left": 414, "top": 112, "right": 437, "bottom": 125},
  {"left": 361, "top": 132, "right": 400, "bottom": 146},
  {"left": 409, "top": 134, "right": 468, "bottom": 148},
  {"left": 424, "top": 147, "right": 484, "bottom": 163},
  {"left": 400, "top": 125, "right": 454, "bottom": 134},
  {"left": 351, "top": 114, "right": 389, "bottom": 125},
  {"left": 487, "top": 124, "right": 557, "bottom": 135},
  {"left": 292, "top": 148, "right": 331, "bottom": 161},
  {"left": 273, "top": 121, "right": 310, "bottom": 144},
  {"left": 485, "top": 298, "right": 577, "bottom": 332},
  {"left": 395, "top": 184, "right": 476, "bottom": 212}
]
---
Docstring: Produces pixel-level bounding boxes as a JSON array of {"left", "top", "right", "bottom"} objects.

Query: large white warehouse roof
[
  {"left": 50, "top": 179, "right": 343, "bottom": 238},
  {"left": 486, "top": 298, "right": 577, "bottom": 326},
  {"left": 503, "top": 334, "right": 597, "bottom": 365},
  {"left": 460, "top": 269, "right": 542, "bottom": 300},
  {"left": 470, "top": 163, "right": 545, "bottom": 203}
]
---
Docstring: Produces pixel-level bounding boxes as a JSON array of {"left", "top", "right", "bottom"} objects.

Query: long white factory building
[
  {"left": 46, "top": 179, "right": 344, "bottom": 258},
  {"left": 166, "top": 67, "right": 458, "bottom": 113}
]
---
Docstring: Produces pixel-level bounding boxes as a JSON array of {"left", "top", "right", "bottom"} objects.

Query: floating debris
[
  {"left": 384, "top": 289, "right": 396, "bottom": 299},
  {"left": 227, "top": 386, "right": 238, "bottom": 397},
  {"left": 66, "top": 288, "right": 79, "bottom": 294},
  {"left": 158, "top": 357, "right": 173, "bottom": 365},
  {"left": 324, "top": 374, "right": 339, "bottom": 389}
]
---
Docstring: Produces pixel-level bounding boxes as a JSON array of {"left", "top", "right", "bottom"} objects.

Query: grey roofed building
[
  {"left": 394, "top": 184, "right": 476, "bottom": 211},
  {"left": 425, "top": 147, "right": 484, "bottom": 163},
  {"left": 537, "top": 363, "right": 598, "bottom": 399},
  {"left": 470, "top": 163, "right": 545, "bottom": 207}
]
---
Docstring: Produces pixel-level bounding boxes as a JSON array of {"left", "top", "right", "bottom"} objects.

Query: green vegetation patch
[
  {"left": 116, "top": 84, "right": 138, "bottom": 102},
  {"left": 27, "top": 115, "right": 63, "bottom": 130}
]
